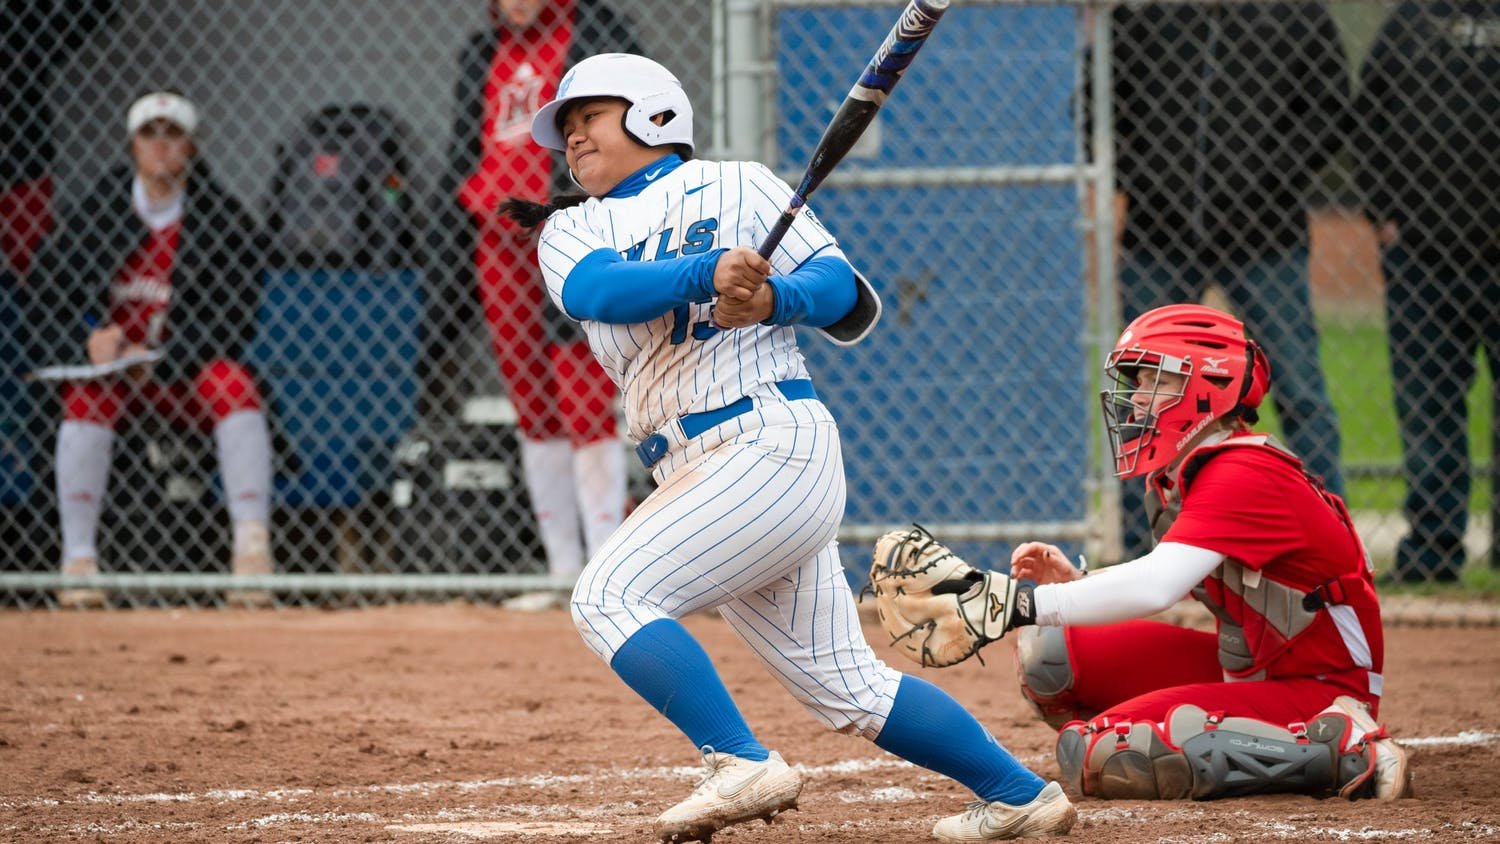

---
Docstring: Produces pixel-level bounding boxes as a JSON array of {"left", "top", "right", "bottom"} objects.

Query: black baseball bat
[{"left": 756, "top": 0, "right": 951, "bottom": 260}]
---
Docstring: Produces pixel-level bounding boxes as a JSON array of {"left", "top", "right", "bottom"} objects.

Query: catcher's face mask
[
  {"left": 1100, "top": 304, "right": 1270, "bottom": 478},
  {"left": 1102, "top": 349, "right": 1190, "bottom": 478}
]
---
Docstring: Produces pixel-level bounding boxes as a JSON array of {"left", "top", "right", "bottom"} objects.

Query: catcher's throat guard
[{"left": 867, "top": 525, "right": 1029, "bottom": 668}]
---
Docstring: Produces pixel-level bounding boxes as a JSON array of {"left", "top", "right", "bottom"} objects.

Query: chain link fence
[{"left": 0, "top": 0, "right": 1493, "bottom": 609}]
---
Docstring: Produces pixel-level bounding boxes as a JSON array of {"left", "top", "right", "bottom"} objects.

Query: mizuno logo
[
  {"left": 685, "top": 182, "right": 714, "bottom": 196},
  {"left": 717, "top": 767, "right": 767, "bottom": 799},
  {"left": 1202, "top": 356, "right": 1230, "bottom": 374},
  {"left": 644, "top": 167, "right": 666, "bottom": 181}
]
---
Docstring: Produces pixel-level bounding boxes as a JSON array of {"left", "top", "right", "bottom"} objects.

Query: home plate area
[{"left": 2, "top": 604, "right": 1497, "bottom": 842}]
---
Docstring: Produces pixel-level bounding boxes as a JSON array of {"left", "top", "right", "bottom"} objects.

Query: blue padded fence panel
[
  {"left": 778, "top": 5, "right": 1088, "bottom": 572},
  {"left": 246, "top": 268, "right": 421, "bottom": 508}
]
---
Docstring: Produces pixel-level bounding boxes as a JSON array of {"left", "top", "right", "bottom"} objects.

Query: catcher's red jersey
[{"left": 1164, "top": 440, "right": 1383, "bottom": 695}]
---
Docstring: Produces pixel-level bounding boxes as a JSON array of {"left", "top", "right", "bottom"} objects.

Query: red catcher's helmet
[{"left": 1101, "top": 304, "right": 1271, "bottom": 478}]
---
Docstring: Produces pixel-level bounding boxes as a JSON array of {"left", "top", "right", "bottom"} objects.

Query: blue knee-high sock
[
  {"left": 874, "top": 675, "right": 1044, "bottom": 805},
  {"left": 609, "top": 618, "right": 770, "bottom": 761}
]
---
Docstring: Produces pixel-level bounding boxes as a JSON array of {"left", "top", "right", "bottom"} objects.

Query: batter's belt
[{"left": 634, "top": 378, "right": 818, "bottom": 469}]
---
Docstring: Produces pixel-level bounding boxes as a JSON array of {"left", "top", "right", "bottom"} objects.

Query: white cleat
[
  {"left": 226, "top": 521, "right": 274, "bottom": 608},
  {"left": 1326, "top": 696, "right": 1413, "bottom": 800},
  {"left": 932, "top": 781, "right": 1077, "bottom": 841},
  {"left": 226, "top": 549, "right": 274, "bottom": 608},
  {"left": 656, "top": 749, "right": 802, "bottom": 843},
  {"left": 57, "top": 556, "right": 106, "bottom": 610}
]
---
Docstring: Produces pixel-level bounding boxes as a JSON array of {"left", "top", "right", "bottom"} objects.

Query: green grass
[{"left": 1255, "top": 315, "right": 1492, "bottom": 515}]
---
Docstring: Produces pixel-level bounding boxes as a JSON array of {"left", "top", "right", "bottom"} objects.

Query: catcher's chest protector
[{"left": 1143, "top": 436, "right": 1374, "bottom": 680}]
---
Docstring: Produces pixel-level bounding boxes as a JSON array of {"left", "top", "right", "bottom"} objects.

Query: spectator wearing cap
[{"left": 28, "top": 89, "right": 274, "bottom": 608}]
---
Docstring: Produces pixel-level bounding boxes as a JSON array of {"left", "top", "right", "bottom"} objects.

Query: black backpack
[{"left": 267, "top": 103, "right": 420, "bottom": 269}]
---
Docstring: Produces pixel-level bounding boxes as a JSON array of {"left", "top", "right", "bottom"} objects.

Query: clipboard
[{"left": 25, "top": 349, "right": 166, "bottom": 383}]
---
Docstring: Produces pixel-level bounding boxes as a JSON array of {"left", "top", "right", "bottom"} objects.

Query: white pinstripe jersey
[{"left": 537, "top": 158, "right": 848, "bottom": 442}]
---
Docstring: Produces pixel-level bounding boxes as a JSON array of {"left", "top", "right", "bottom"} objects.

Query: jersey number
[{"left": 670, "top": 304, "right": 719, "bottom": 345}]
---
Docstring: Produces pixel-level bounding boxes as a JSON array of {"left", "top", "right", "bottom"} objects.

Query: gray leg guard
[
  {"left": 1055, "top": 724, "right": 1086, "bottom": 796},
  {"left": 1055, "top": 719, "right": 1193, "bottom": 799},
  {"left": 1056, "top": 704, "right": 1381, "bottom": 801},
  {"left": 1179, "top": 729, "right": 1335, "bottom": 799},
  {"left": 1014, "top": 626, "right": 1092, "bottom": 730}
]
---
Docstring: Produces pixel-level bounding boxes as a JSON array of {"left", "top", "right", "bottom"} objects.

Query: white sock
[
  {"left": 56, "top": 420, "right": 115, "bottom": 563},
  {"left": 214, "top": 409, "right": 272, "bottom": 525},
  {"left": 573, "top": 437, "right": 626, "bottom": 559},
  {"left": 518, "top": 437, "right": 584, "bottom": 578}
]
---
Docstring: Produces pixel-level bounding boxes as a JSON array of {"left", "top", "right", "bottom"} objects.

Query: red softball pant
[
  {"left": 475, "top": 216, "right": 617, "bottom": 444},
  {"left": 1057, "top": 620, "right": 1379, "bottom": 728},
  {"left": 62, "top": 358, "right": 262, "bottom": 431}
]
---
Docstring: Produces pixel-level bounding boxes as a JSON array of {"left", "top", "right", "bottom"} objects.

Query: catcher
[{"left": 869, "top": 304, "right": 1413, "bottom": 803}]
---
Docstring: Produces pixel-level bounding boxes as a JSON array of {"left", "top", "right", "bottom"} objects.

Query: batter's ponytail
[{"left": 499, "top": 194, "right": 589, "bottom": 228}]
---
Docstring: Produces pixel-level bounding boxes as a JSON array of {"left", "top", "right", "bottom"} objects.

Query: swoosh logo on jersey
[
  {"left": 644, "top": 166, "right": 666, "bottom": 181},
  {"left": 685, "top": 182, "right": 714, "bottom": 196},
  {"left": 717, "top": 767, "right": 768, "bottom": 800}
]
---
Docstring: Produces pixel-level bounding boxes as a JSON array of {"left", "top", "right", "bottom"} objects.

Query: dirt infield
[{"left": 2, "top": 604, "right": 1498, "bottom": 843}]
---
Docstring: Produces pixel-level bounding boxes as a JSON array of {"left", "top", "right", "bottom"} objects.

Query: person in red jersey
[
  {"left": 883, "top": 304, "right": 1414, "bottom": 803},
  {"left": 28, "top": 90, "right": 272, "bottom": 608},
  {"left": 997, "top": 303, "right": 1412, "bottom": 802},
  {"left": 439, "top": 0, "right": 643, "bottom": 607}
]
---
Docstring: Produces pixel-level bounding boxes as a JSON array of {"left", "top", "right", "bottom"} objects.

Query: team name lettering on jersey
[
  {"left": 537, "top": 159, "right": 846, "bottom": 441},
  {"left": 111, "top": 276, "right": 173, "bottom": 306},
  {"left": 622, "top": 217, "right": 719, "bottom": 262}
]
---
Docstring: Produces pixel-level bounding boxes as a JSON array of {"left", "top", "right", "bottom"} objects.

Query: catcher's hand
[{"left": 868, "top": 525, "right": 1036, "bottom": 668}]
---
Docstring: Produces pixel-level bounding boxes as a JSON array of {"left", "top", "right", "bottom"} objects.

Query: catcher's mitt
[{"left": 868, "top": 525, "right": 1028, "bottom": 668}]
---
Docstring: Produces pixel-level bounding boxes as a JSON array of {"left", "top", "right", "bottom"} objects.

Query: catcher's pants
[
  {"left": 570, "top": 396, "right": 904, "bottom": 738},
  {"left": 1043, "top": 620, "right": 1378, "bottom": 725}
]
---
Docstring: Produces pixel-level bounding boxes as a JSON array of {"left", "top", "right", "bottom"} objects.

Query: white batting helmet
[{"left": 531, "top": 53, "right": 694, "bottom": 154}]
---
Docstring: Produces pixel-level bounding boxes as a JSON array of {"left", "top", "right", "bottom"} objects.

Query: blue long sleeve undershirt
[
  {"left": 561, "top": 248, "right": 725, "bottom": 324},
  {"left": 561, "top": 247, "right": 857, "bottom": 328},
  {"left": 764, "top": 254, "right": 856, "bottom": 328}
]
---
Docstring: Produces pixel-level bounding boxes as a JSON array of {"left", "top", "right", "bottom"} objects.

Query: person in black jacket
[
  {"left": 1, "top": 0, "right": 118, "bottom": 283},
  {"left": 438, "top": 0, "right": 641, "bottom": 607},
  {"left": 1352, "top": 1, "right": 1500, "bottom": 582},
  {"left": 28, "top": 90, "right": 273, "bottom": 607},
  {"left": 1105, "top": 2, "right": 1352, "bottom": 558}
]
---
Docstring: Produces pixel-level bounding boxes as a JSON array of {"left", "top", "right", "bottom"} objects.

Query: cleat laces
[
  {"left": 688, "top": 746, "right": 729, "bottom": 795},
  {"left": 959, "top": 800, "right": 991, "bottom": 821}
]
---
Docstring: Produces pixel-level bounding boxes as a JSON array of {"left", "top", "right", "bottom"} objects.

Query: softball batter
[{"left": 502, "top": 53, "right": 1075, "bottom": 842}]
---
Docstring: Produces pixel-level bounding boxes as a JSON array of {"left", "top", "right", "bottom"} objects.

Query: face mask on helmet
[
  {"left": 1101, "top": 348, "right": 1191, "bottom": 477},
  {"left": 1100, "top": 305, "right": 1270, "bottom": 478},
  {"left": 530, "top": 53, "right": 694, "bottom": 154}
]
